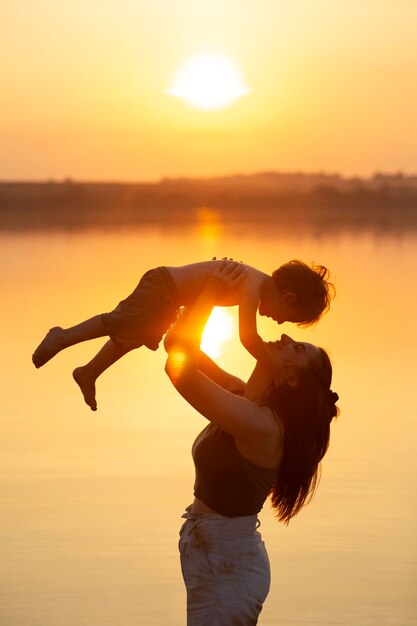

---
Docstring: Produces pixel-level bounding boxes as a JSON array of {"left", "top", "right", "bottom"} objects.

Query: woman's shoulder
[{"left": 234, "top": 410, "right": 283, "bottom": 470}]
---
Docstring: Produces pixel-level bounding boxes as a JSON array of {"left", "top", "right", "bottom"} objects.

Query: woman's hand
[{"left": 204, "top": 259, "right": 247, "bottom": 302}]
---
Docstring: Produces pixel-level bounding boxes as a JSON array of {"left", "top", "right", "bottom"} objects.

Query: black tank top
[{"left": 192, "top": 423, "right": 278, "bottom": 517}]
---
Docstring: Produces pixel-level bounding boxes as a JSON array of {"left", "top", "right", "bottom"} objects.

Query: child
[{"left": 32, "top": 259, "right": 333, "bottom": 410}]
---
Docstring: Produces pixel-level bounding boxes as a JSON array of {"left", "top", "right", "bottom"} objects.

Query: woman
[{"left": 164, "top": 260, "right": 339, "bottom": 625}]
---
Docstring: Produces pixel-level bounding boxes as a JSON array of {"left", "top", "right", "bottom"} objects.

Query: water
[{"left": 1, "top": 221, "right": 416, "bottom": 625}]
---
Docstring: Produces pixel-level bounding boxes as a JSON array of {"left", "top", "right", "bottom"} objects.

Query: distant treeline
[{"left": 1, "top": 172, "right": 416, "bottom": 232}]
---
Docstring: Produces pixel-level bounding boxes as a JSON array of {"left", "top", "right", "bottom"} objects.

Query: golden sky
[{"left": 1, "top": 0, "right": 416, "bottom": 181}]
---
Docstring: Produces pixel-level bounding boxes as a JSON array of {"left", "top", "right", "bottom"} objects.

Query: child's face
[{"left": 259, "top": 288, "right": 302, "bottom": 325}]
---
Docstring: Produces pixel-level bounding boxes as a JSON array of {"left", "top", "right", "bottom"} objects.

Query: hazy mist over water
[{"left": 1, "top": 215, "right": 416, "bottom": 625}]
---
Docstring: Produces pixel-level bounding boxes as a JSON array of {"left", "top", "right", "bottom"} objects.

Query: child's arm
[{"left": 238, "top": 279, "right": 275, "bottom": 366}]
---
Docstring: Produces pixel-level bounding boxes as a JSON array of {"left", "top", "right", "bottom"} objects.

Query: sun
[
  {"left": 201, "top": 307, "right": 234, "bottom": 359},
  {"left": 166, "top": 51, "right": 251, "bottom": 111}
]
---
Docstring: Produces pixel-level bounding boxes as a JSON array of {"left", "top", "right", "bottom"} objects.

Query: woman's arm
[
  {"left": 164, "top": 312, "right": 245, "bottom": 395},
  {"left": 197, "top": 351, "right": 246, "bottom": 395},
  {"left": 164, "top": 261, "right": 277, "bottom": 443},
  {"left": 166, "top": 361, "right": 276, "bottom": 443},
  {"left": 164, "top": 260, "right": 244, "bottom": 371}
]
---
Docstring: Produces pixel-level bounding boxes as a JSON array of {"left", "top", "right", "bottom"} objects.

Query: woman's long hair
[{"left": 268, "top": 348, "right": 339, "bottom": 524}]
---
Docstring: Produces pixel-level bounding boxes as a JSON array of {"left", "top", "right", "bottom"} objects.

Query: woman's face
[
  {"left": 245, "top": 334, "right": 320, "bottom": 402},
  {"left": 267, "top": 334, "right": 320, "bottom": 371}
]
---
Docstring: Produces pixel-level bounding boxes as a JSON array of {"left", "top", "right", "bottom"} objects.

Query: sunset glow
[
  {"left": 166, "top": 51, "right": 251, "bottom": 111},
  {"left": 1, "top": 1, "right": 416, "bottom": 180}
]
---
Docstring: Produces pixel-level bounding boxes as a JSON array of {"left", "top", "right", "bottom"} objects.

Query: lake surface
[{"left": 0, "top": 220, "right": 416, "bottom": 625}]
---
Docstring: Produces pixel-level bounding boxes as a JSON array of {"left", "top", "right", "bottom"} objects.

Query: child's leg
[
  {"left": 32, "top": 315, "right": 106, "bottom": 368},
  {"left": 73, "top": 339, "right": 131, "bottom": 411}
]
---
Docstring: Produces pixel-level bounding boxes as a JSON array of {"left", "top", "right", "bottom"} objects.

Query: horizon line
[{"left": 1, "top": 169, "right": 416, "bottom": 185}]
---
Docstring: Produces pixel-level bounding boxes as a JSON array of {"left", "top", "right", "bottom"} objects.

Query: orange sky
[{"left": 1, "top": 0, "right": 416, "bottom": 181}]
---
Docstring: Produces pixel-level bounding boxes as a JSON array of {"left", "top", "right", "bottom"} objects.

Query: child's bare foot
[
  {"left": 32, "top": 327, "right": 66, "bottom": 368},
  {"left": 73, "top": 367, "right": 97, "bottom": 411}
]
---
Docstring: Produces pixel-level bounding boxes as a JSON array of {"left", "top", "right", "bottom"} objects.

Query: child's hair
[{"left": 272, "top": 259, "right": 334, "bottom": 327}]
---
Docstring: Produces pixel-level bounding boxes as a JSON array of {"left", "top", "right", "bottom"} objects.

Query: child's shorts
[{"left": 101, "top": 266, "right": 179, "bottom": 351}]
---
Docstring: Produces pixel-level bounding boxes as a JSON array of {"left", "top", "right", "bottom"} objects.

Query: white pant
[{"left": 179, "top": 506, "right": 271, "bottom": 625}]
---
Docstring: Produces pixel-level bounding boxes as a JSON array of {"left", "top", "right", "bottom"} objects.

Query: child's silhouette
[{"left": 33, "top": 259, "right": 333, "bottom": 410}]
